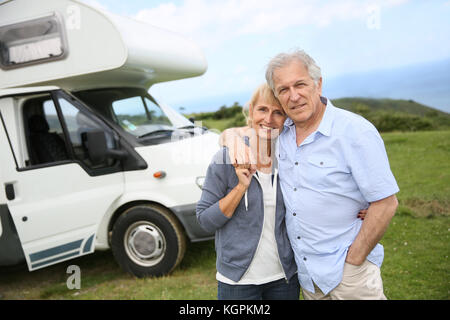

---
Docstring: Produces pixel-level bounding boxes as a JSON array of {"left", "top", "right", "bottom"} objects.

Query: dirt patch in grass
[{"left": 400, "top": 198, "right": 449, "bottom": 218}]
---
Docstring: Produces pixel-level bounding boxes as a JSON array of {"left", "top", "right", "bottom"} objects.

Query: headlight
[{"left": 195, "top": 176, "right": 206, "bottom": 190}]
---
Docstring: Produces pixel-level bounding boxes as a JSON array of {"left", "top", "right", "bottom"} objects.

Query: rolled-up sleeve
[
  {"left": 347, "top": 128, "right": 399, "bottom": 202},
  {"left": 196, "top": 152, "right": 231, "bottom": 233}
]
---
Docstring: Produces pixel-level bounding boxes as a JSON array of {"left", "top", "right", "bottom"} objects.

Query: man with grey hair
[{"left": 222, "top": 49, "right": 399, "bottom": 299}]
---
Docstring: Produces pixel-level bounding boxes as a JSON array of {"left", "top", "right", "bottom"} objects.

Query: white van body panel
[
  {"left": 131, "top": 131, "right": 220, "bottom": 206},
  {"left": 94, "top": 131, "right": 220, "bottom": 250},
  {"left": 0, "top": 143, "right": 125, "bottom": 270},
  {"left": 0, "top": 87, "right": 125, "bottom": 270},
  {"left": 0, "top": 0, "right": 207, "bottom": 91},
  {"left": 0, "top": 0, "right": 215, "bottom": 275},
  {"left": 0, "top": 0, "right": 126, "bottom": 89}
]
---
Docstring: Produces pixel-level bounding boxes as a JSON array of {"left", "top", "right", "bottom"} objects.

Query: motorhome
[{"left": 0, "top": 0, "right": 219, "bottom": 277}]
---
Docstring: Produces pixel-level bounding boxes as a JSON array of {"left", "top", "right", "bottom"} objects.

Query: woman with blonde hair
[{"left": 196, "top": 83, "right": 300, "bottom": 300}]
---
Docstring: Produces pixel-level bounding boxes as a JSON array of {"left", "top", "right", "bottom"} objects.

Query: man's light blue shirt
[{"left": 276, "top": 98, "right": 399, "bottom": 295}]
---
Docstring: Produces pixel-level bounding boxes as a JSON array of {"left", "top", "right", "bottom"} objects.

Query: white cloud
[
  {"left": 133, "top": 0, "right": 409, "bottom": 47},
  {"left": 83, "top": 0, "right": 412, "bottom": 109},
  {"left": 132, "top": 0, "right": 412, "bottom": 106}
]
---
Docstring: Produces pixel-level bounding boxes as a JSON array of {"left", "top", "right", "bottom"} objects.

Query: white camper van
[{"left": 0, "top": 0, "right": 219, "bottom": 277}]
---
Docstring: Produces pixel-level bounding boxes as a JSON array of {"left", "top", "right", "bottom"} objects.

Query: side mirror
[{"left": 84, "top": 130, "right": 127, "bottom": 165}]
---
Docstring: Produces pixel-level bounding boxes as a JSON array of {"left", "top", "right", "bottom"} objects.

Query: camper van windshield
[
  {"left": 73, "top": 88, "right": 176, "bottom": 139},
  {"left": 112, "top": 95, "right": 173, "bottom": 138}
]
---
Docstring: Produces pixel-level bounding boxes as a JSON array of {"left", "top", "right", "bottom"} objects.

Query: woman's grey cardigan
[{"left": 196, "top": 147, "right": 297, "bottom": 283}]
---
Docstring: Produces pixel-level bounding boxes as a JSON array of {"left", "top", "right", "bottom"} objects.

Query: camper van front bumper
[{"left": 170, "top": 203, "right": 214, "bottom": 242}]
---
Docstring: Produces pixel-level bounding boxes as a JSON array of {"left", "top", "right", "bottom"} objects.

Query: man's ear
[{"left": 317, "top": 77, "right": 323, "bottom": 95}]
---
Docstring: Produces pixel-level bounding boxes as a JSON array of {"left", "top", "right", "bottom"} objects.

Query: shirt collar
[
  {"left": 283, "top": 96, "right": 335, "bottom": 137},
  {"left": 283, "top": 117, "right": 294, "bottom": 127},
  {"left": 316, "top": 97, "right": 335, "bottom": 137}
]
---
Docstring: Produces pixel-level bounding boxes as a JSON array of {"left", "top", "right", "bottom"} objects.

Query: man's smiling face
[{"left": 273, "top": 59, "right": 323, "bottom": 127}]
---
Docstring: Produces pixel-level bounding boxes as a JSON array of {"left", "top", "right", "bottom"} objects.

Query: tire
[{"left": 111, "top": 204, "right": 186, "bottom": 278}]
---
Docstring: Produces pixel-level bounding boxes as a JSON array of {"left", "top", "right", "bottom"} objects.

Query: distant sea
[
  {"left": 323, "top": 58, "right": 450, "bottom": 113},
  {"left": 177, "top": 58, "right": 450, "bottom": 114}
]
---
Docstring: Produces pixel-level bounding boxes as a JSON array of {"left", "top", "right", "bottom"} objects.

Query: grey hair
[{"left": 265, "top": 49, "right": 322, "bottom": 96}]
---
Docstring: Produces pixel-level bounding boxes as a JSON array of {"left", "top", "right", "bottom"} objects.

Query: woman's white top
[{"left": 216, "top": 170, "right": 286, "bottom": 285}]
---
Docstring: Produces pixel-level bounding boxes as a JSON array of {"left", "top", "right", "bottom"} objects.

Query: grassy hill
[
  {"left": 0, "top": 130, "right": 448, "bottom": 299},
  {"left": 331, "top": 97, "right": 449, "bottom": 117}
]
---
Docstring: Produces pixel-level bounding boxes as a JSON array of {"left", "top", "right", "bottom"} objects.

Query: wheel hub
[{"left": 125, "top": 222, "right": 166, "bottom": 266}]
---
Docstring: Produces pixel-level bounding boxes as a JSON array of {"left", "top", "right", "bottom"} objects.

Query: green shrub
[
  {"left": 350, "top": 107, "right": 435, "bottom": 132},
  {"left": 369, "top": 111, "right": 434, "bottom": 132},
  {"left": 228, "top": 113, "right": 246, "bottom": 127},
  {"left": 212, "top": 103, "right": 243, "bottom": 120}
]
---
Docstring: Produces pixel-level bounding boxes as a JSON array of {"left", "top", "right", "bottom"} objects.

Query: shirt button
[
  {"left": 320, "top": 161, "right": 323, "bottom": 165},
  {"left": 293, "top": 212, "right": 296, "bottom": 216},
  {"left": 297, "top": 236, "right": 301, "bottom": 240},
  {"left": 294, "top": 188, "right": 297, "bottom": 191},
  {"left": 295, "top": 162, "right": 298, "bottom": 165},
  {"left": 303, "top": 257, "right": 307, "bottom": 261}
]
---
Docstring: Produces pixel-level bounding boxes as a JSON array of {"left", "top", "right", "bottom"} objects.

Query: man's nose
[{"left": 289, "top": 87, "right": 300, "bottom": 101}]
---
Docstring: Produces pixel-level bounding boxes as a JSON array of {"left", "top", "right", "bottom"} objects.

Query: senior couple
[{"left": 196, "top": 49, "right": 399, "bottom": 300}]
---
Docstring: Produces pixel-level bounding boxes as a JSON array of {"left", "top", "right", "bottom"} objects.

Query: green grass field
[{"left": 0, "top": 130, "right": 448, "bottom": 300}]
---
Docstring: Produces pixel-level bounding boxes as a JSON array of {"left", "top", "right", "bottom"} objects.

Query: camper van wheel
[{"left": 111, "top": 204, "right": 186, "bottom": 278}]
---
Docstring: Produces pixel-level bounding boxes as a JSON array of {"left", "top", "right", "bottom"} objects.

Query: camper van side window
[
  {"left": 43, "top": 100, "right": 64, "bottom": 135},
  {"left": 57, "top": 98, "right": 115, "bottom": 168},
  {"left": 24, "top": 94, "right": 70, "bottom": 167},
  {"left": 0, "top": 14, "right": 68, "bottom": 69}
]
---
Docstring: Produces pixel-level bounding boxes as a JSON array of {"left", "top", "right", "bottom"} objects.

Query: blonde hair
[{"left": 243, "top": 83, "right": 282, "bottom": 126}]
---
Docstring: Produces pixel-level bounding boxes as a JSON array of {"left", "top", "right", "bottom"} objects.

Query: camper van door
[{"left": 0, "top": 96, "right": 124, "bottom": 271}]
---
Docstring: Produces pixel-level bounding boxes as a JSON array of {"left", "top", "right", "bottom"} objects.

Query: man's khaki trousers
[{"left": 302, "top": 260, "right": 387, "bottom": 300}]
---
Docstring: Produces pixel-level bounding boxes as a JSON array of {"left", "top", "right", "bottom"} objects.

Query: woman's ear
[{"left": 246, "top": 103, "right": 253, "bottom": 126}]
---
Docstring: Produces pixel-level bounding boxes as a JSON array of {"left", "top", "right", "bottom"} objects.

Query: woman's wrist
[
  {"left": 235, "top": 183, "right": 248, "bottom": 193},
  {"left": 219, "top": 183, "right": 248, "bottom": 218}
]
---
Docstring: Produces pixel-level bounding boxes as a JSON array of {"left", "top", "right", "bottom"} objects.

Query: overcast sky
[{"left": 83, "top": 0, "right": 450, "bottom": 111}]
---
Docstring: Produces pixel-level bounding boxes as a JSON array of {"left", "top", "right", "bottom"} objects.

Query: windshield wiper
[
  {"left": 178, "top": 125, "right": 208, "bottom": 131},
  {"left": 138, "top": 129, "right": 175, "bottom": 139}
]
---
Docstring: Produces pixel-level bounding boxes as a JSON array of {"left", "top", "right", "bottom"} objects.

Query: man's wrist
[
  {"left": 346, "top": 246, "right": 366, "bottom": 266},
  {"left": 345, "top": 255, "right": 365, "bottom": 266}
]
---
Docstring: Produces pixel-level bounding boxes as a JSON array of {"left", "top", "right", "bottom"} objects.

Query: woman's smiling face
[{"left": 251, "top": 99, "right": 286, "bottom": 140}]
